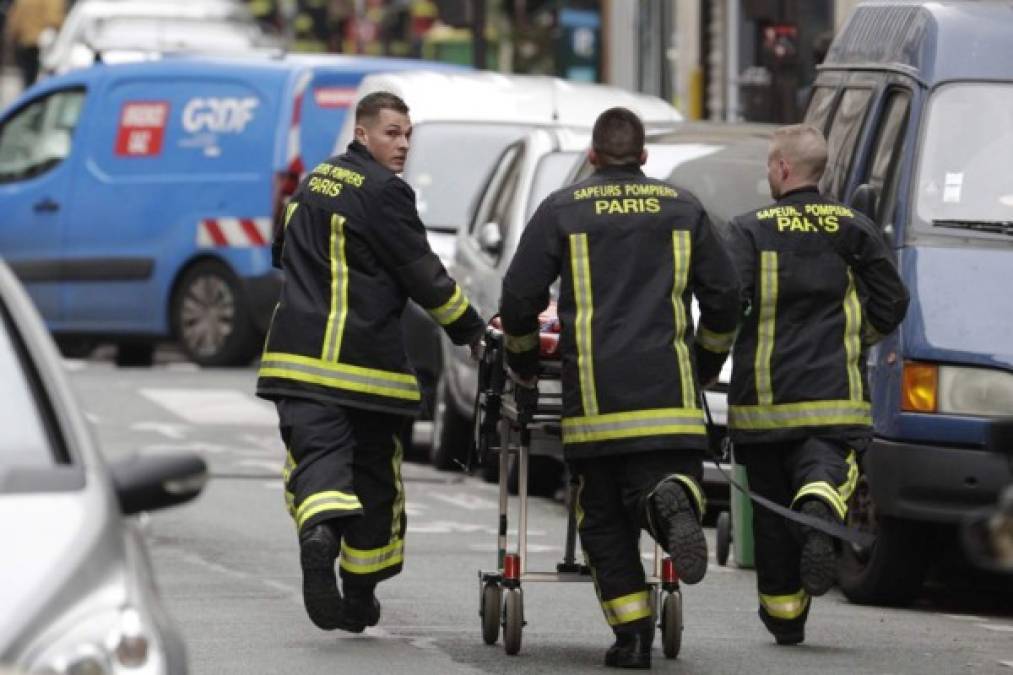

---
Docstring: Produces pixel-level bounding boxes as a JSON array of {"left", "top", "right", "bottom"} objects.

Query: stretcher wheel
[
  {"left": 660, "top": 591, "right": 682, "bottom": 659},
  {"left": 502, "top": 588, "right": 523, "bottom": 655},
  {"left": 716, "top": 511, "right": 732, "bottom": 567},
  {"left": 480, "top": 582, "right": 501, "bottom": 645}
]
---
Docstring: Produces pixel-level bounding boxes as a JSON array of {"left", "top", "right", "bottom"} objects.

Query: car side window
[
  {"left": 469, "top": 143, "right": 521, "bottom": 237},
  {"left": 863, "top": 89, "right": 911, "bottom": 226},
  {"left": 819, "top": 87, "right": 873, "bottom": 199},
  {"left": 0, "top": 88, "right": 85, "bottom": 184},
  {"left": 804, "top": 86, "right": 838, "bottom": 135}
]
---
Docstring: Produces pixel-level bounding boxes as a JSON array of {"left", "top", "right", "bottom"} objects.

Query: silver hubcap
[{"left": 180, "top": 274, "right": 235, "bottom": 358}]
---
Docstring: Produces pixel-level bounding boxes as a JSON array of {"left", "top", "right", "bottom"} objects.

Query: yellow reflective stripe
[
  {"left": 793, "top": 481, "right": 848, "bottom": 520},
  {"left": 504, "top": 331, "right": 539, "bottom": 354},
  {"left": 862, "top": 320, "right": 885, "bottom": 346},
  {"left": 696, "top": 324, "right": 736, "bottom": 354},
  {"left": 672, "top": 230, "right": 695, "bottom": 407},
  {"left": 671, "top": 474, "right": 706, "bottom": 518},
  {"left": 728, "top": 400, "right": 871, "bottom": 430},
  {"left": 602, "top": 590, "right": 652, "bottom": 626},
  {"left": 570, "top": 233, "right": 598, "bottom": 416},
  {"left": 562, "top": 407, "right": 706, "bottom": 444},
  {"left": 427, "top": 285, "right": 470, "bottom": 326},
  {"left": 284, "top": 490, "right": 295, "bottom": 517},
  {"left": 296, "top": 490, "right": 363, "bottom": 528},
  {"left": 321, "top": 214, "right": 349, "bottom": 362},
  {"left": 284, "top": 201, "right": 299, "bottom": 228},
  {"left": 575, "top": 474, "right": 586, "bottom": 528},
  {"left": 755, "top": 251, "right": 778, "bottom": 405},
  {"left": 282, "top": 449, "right": 296, "bottom": 484},
  {"left": 843, "top": 269, "right": 863, "bottom": 401},
  {"left": 340, "top": 539, "right": 405, "bottom": 575},
  {"left": 839, "top": 449, "right": 858, "bottom": 504},
  {"left": 759, "top": 590, "right": 809, "bottom": 620},
  {"left": 391, "top": 433, "right": 405, "bottom": 541},
  {"left": 259, "top": 351, "right": 421, "bottom": 401}
]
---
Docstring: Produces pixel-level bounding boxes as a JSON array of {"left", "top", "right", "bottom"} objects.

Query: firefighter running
[
  {"left": 256, "top": 92, "right": 484, "bottom": 632},
  {"left": 500, "top": 107, "right": 739, "bottom": 669},
  {"left": 727, "top": 123, "right": 909, "bottom": 645}
]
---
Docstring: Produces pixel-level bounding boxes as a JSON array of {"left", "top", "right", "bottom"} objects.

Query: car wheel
[
  {"left": 837, "top": 474, "right": 929, "bottom": 606},
  {"left": 430, "top": 374, "right": 470, "bottom": 471},
  {"left": 171, "top": 260, "right": 259, "bottom": 367},
  {"left": 55, "top": 336, "right": 97, "bottom": 359}
]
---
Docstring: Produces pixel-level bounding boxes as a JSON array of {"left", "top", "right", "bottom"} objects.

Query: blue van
[
  {"left": 0, "top": 54, "right": 461, "bottom": 366},
  {"left": 806, "top": 1, "right": 1013, "bottom": 604}
]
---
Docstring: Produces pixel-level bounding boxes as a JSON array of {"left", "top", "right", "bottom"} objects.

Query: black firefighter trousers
[
  {"left": 571, "top": 448, "right": 705, "bottom": 635},
  {"left": 735, "top": 436, "right": 859, "bottom": 635},
  {"left": 276, "top": 397, "right": 408, "bottom": 589}
]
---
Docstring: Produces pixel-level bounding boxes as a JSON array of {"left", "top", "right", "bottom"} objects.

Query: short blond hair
[{"left": 771, "top": 124, "right": 828, "bottom": 183}]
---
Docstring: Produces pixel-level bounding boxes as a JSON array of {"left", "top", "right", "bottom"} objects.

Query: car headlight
[
  {"left": 902, "top": 362, "right": 1013, "bottom": 416},
  {"left": 26, "top": 606, "right": 165, "bottom": 675}
]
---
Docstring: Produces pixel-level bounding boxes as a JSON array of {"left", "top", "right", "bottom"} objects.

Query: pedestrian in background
[
  {"left": 727, "top": 123, "right": 909, "bottom": 645},
  {"left": 500, "top": 107, "right": 740, "bottom": 669},
  {"left": 257, "top": 91, "right": 484, "bottom": 633},
  {"left": 3, "top": 0, "right": 62, "bottom": 88}
]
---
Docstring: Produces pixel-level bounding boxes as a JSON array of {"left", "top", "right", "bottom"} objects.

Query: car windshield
[
  {"left": 403, "top": 123, "right": 528, "bottom": 232},
  {"left": 0, "top": 307, "right": 55, "bottom": 467},
  {"left": 915, "top": 83, "right": 1013, "bottom": 239}
]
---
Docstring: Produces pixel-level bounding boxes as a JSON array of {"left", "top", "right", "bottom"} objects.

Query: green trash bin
[{"left": 730, "top": 460, "right": 755, "bottom": 568}]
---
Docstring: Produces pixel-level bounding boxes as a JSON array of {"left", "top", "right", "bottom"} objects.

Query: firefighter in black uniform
[
  {"left": 257, "top": 92, "right": 484, "bottom": 632},
  {"left": 500, "top": 108, "right": 739, "bottom": 669},
  {"left": 727, "top": 123, "right": 909, "bottom": 645}
]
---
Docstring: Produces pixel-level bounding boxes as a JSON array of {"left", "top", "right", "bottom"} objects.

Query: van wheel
[
  {"left": 172, "top": 260, "right": 259, "bottom": 367},
  {"left": 430, "top": 374, "right": 471, "bottom": 471},
  {"left": 837, "top": 475, "right": 929, "bottom": 606}
]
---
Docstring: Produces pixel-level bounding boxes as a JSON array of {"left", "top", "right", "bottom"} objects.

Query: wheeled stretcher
[{"left": 473, "top": 318, "right": 685, "bottom": 657}]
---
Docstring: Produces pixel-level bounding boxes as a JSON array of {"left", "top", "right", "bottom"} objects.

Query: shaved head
[{"left": 767, "top": 124, "right": 828, "bottom": 198}]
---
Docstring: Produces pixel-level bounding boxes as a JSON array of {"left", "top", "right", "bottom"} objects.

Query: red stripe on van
[
  {"left": 239, "top": 218, "right": 266, "bottom": 246},
  {"left": 204, "top": 219, "right": 228, "bottom": 246}
]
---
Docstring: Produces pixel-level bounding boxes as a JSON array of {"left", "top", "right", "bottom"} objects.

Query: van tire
[
  {"left": 837, "top": 476, "right": 929, "bottom": 606},
  {"left": 430, "top": 374, "right": 470, "bottom": 471},
  {"left": 171, "top": 260, "right": 260, "bottom": 367}
]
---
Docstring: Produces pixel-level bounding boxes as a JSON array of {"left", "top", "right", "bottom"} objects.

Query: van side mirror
[
  {"left": 849, "top": 183, "right": 879, "bottom": 221},
  {"left": 478, "top": 222, "right": 503, "bottom": 256},
  {"left": 110, "top": 452, "right": 208, "bottom": 515}
]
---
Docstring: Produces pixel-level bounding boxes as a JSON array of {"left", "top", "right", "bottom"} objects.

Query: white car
[{"left": 40, "top": 0, "right": 276, "bottom": 76}]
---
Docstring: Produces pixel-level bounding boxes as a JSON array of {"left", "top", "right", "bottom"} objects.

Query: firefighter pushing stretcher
[{"left": 499, "top": 107, "right": 739, "bottom": 669}]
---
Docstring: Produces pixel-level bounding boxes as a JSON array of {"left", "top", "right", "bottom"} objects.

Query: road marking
[
  {"left": 945, "top": 614, "right": 984, "bottom": 621},
  {"left": 85, "top": 413, "right": 101, "bottom": 424},
  {"left": 237, "top": 459, "right": 283, "bottom": 473},
  {"left": 408, "top": 520, "right": 487, "bottom": 534},
  {"left": 131, "top": 422, "right": 192, "bottom": 439},
  {"left": 1000, "top": 660, "right": 1013, "bottom": 669},
  {"left": 467, "top": 542, "right": 561, "bottom": 553},
  {"left": 62, "top": 359, "right": 87, "bottom": 371},
  {"left": 430, "top": 492, "right": 497, "bottom": 510},
  {"left": 979, "top": 624, "right": 1013, "bottom": 633},
  {"left": 140, "top": 388, "right": 276, "bottom": 426}
]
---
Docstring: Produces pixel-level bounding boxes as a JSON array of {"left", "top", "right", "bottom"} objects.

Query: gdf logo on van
[{"left": 182, "top": 97, "right": 259, "bottom": 134}]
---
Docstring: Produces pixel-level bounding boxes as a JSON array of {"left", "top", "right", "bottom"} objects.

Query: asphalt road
[{"left": 65, "top": 353, "right": 1013, "bottom": 674}]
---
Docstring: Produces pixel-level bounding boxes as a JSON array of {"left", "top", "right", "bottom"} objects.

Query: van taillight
[{"left": 272, "top": 168, "right": 301, "bottom": 237}]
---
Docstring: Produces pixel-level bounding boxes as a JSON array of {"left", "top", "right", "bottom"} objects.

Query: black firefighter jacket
[
  {"left": 257, "top": 141, "right": 485, "bottom": 416},
  {"left": 727, "top": 186, "right": 910, "bottom": 445},
  {"left": 500, "top": 165, "right": 740, "bottom": 459}
]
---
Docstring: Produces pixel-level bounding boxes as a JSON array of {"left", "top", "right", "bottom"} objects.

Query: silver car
[{"left": 0, "top": 260, "right": 206, "bottom": 674}]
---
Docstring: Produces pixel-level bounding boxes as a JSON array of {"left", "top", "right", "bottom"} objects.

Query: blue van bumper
[
  {"left": 866, "top": 424, "right": 1013, "bottom": 523},
  {"left": 242, "top": 270, "right": 283, "bottom": 335}
]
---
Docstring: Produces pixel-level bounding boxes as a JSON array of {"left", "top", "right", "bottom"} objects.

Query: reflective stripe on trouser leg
[
  {"left": 340, "top": 413, "right": 409, "bottom": 585},
  {"left": 760, "top": 589, "right": 810, "bottom": 620},
  {"left": 790, "top": 444, "right": 857, "bottom": 521},
  {"left": 644, "top": 473, "right": 707, "bottom": 537}
]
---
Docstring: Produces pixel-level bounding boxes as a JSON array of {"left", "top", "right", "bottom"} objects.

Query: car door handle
[{"left": 34, "top": 198, "right": 60, "bottom": 213}]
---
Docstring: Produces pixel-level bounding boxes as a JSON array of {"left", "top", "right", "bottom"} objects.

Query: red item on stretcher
[{"left": 491, "top": 303, "right": 560, "bottom": 358}]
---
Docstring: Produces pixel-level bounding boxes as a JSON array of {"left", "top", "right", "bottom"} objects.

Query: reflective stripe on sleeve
[
  {"left": 755, "top": 251, "right": 779, "bottom": 405},
  {"left": 504, "top": 331, "right": 539, "bottom": 354},
  {"left": 602, "top": 590, "right": 652, "bottom": 626},
  {"left": 562, "top": 408, "right": 706, "bottom": 444},
  {"left": 259, "top": 351, "right": 421, "bottom": 401},
  {"left": 793, "top": 480, "right": 848, "bottom": 520},
  {"left": 340, "top": 539, "right": 405, "bottom": 575},
  {"left": 672, "top": 230, "right": 695, "bottom": 407},
  {"left": 427, "top": 285, "right": 471, "bottom": 326},
  {"left": 284, "top": 202, "right": 299, "bottom": 229},
  {"left": 696, "top": 325, "right": 736, "bottom": 354},
  {"left": 759, "top": 590, "right": 809, "bottom": 620},
  {"left": 296, "top": 490, "right": 363, "bottom": 529},
  {"left": 321, "top": 214, "right": 349, "bottom": 362},
  {"left": 843, "top": 269, "right": 863, "bottom": 401},
  {"left": 728, "top": 400, "right": 871, "bottom": 430},
  {"left": 570, "top": 233, "right": 598, "bottom": 416}
]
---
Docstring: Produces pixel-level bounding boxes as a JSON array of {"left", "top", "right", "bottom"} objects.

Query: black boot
[
  {"left": 758, "top": 599, "right": 810, "bottom": 646},
  {"left": 604, "top": 628, "right": 653, "bottom": 669},
  {"left": 299, "top": 523, "right": 344, "bottom": 630},
  {"left": 651, "top": 481, "right": 708, "bottom": 584},
  {"left": 799, "top": 500, "right": 836, "bottom": 596},
  {"left": 343, "top": 583, "right": 381, "bottom": 629}
]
